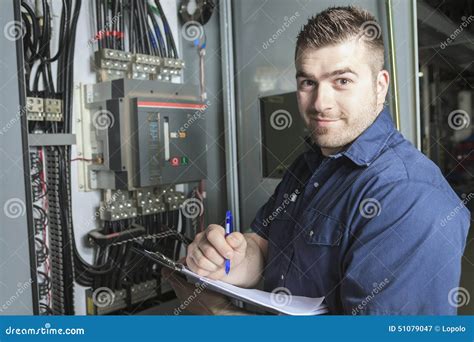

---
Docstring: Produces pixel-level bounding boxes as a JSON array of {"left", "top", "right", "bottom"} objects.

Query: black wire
[
  {"left": 155, "top": 0, "right": 178, "bottom": 58},
  {"left": 43, "top": 0, "right": 68, "bottom": 63},
  {"left": 21, "top": 2, "right": 40, "bottom": 63},
  {"left": 129, "top": 0, "right": 135, "bottom": 53},
  {"left": 95, "top": 0, "right": 102, "bottom": 50}
]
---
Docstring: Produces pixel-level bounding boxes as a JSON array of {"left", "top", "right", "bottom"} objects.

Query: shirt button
[
  {"left": 281, "top": 274, "right": 284, "bottom": 280},
  {"left": 309, "top": 230, "right": 314, "bottom": 237}
]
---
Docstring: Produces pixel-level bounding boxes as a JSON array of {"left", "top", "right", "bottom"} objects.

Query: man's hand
[
  {"left": 186, "top": 224, "right": 247, "bottom": 280},
  {"left": 161, "top": 261, "right": 251, "bottom": 315}
]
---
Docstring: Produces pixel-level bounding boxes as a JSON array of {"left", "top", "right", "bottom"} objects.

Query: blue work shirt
[{"left": 250, "top": 107, "right": 471, "bottom": 315}]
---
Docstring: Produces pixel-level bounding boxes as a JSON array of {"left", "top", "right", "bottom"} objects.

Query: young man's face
[{"left": 295, "top": 39, "right": 389, "bottom": 155}]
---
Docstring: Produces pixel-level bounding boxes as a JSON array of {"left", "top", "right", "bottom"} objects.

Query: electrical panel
[
  {"left": 14, "top": 0, "right": 212, "bottom": 316},
  {"left": 76, "top": 79, "right": 207, "bottom": 191}
]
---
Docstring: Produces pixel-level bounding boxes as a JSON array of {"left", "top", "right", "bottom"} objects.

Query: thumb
[{"left": 226, "top": 232, "right": 246, "bottom": 253}]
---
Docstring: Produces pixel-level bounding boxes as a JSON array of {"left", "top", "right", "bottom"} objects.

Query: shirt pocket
[{"left": 300, "top": 209, "right": 345, "bottom": 246}]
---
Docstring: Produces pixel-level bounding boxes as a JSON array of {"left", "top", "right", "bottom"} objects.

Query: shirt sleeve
[{"left": 341, "top": 181, "right": 471, "bottom": 315}]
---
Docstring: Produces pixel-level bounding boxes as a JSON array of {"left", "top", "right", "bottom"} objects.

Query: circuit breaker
[{"left": 77, "top": 79, "right": 208, "bottom": 190}]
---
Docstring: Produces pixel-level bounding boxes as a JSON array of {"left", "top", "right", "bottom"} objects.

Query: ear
[{"left": 375, "top": 70, "right": 390, "bottom": 108}]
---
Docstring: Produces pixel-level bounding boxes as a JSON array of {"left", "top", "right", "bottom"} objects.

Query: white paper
[{"left": 181, "top": 267, "right": 328, "bottom": 316}]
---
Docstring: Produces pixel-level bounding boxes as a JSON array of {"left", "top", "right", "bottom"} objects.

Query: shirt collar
[
  {"left": 304, "top": 107, "right": 396, "bottom": 169},
  {"left": 342, "top": 107, "right": 396, "bottom": 166}
]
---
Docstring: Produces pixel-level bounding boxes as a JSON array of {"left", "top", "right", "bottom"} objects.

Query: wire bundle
[{"left": 94, "top": 0, "right": 178, "bottom": 58}]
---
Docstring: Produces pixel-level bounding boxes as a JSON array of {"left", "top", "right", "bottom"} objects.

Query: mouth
[{"left": 311, "top": 118, "right": 341, "bottom": 127}]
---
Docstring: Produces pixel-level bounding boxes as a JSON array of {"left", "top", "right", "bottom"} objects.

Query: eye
[
  {"left": 335, "top": 78, "right": 352, "bottom": 87},
  {"left": 299, "top": 79, "right": 315, "bottom": 89}
]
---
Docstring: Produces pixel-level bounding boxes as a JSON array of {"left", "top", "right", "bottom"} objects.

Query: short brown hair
[{"left": 295, "top": 6, "right": 385, "bottom": 74}]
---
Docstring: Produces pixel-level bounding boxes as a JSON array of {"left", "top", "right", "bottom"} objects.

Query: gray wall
[{"left": 0, "top": 1, "right": 36, "bottom": 314}]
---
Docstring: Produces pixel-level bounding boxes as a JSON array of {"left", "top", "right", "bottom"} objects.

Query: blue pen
[{"left": 225, "top": 210, "right": 233, "bottom": 275}]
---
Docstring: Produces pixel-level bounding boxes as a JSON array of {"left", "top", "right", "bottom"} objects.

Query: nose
[{"left": 313, "top": 83, "right": 334, "bottom": 115}]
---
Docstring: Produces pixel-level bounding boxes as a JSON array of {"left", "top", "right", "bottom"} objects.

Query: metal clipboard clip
[{"left": 132, "top": 247, "right": 184, "bottom": 272}]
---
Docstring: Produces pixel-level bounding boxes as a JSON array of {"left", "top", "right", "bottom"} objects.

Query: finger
[
  {"left": 194, "top": 231, "right": 204, "bottom": 242},
  {"left": 199, "top": 241, "right": 225, "bottom": 266},
  {"left": 187, "top": 241, "right": 197, "bottom": 257},
  {"left": 206, "top": 225, "right": 234, "bottom": 259},
  {"left": 207, "top": 267, "right": 226, "bottom": 280},
  {"left": 225, "top": 232, "right": 247, "bottom": 254},
  {"left": 191, "top": 247, "right": 219, "bottom": 272},
  {"left": 186, "top": 254, "right": 210, "bottom": 277}
]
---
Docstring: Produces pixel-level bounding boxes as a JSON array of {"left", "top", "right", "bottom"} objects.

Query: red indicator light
[{"left": 170, "top": 157, "right": 180, "bottom": 166}]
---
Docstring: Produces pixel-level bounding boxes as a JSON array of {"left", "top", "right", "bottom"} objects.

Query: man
[{"left": 165, "top": 6, "right": 470, "bottom": 315}]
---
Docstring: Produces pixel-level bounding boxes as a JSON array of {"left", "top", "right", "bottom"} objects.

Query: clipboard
[{"left": 132, "top": 246, "right": 328, "bottom": 316}]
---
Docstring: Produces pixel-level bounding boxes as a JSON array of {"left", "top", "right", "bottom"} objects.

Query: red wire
[{"left": 71, "top": 157, "right": 93, "bottom": 162}]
